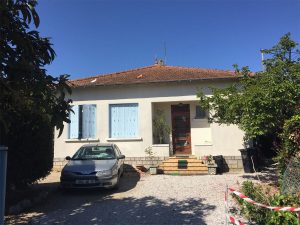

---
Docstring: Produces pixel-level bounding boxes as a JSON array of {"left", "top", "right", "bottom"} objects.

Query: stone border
[
  {"left": 54, "top": 156, "right": 244, "bottom": 173},
  {"left": 213, "top": 156, "right": 244, "bottom": 173}
]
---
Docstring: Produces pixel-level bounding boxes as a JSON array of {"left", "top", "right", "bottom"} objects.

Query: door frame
[{"left": 171, "top": 104, "right": 192, "bottom": 155}]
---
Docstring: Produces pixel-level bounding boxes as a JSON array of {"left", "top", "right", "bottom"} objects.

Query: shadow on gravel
[
  {"left": 9, "top": 196, "right": 214, "bottom": 225},
  {"left": 6, "top": 174, "right": 215, "bottom": 225},
  {"left": 240, "top": 163, "right": 279, "bottom": 186}
]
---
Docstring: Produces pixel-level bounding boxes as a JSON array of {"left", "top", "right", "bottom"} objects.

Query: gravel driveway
[{"left": 6, "top": 172, "right": 253, "bottom": 225}]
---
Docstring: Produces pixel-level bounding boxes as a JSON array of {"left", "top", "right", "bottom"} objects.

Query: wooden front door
[{"left": 171, "top": 104, "right": 191, "bottom": 155}]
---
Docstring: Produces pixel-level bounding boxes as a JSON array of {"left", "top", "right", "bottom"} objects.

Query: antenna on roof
[
  {"left": 164, "top": 41, "right": 167, "bottom": 65},
  {"left": 261, "top": 49, "right": 265, "bottom": 71}
]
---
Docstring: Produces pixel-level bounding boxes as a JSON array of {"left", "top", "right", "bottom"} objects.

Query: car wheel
[{"left": 112, "top": 173, "right": 120, "bottom": 190}]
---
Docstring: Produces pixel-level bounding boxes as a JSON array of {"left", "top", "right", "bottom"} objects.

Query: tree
[
  {"left": 198, "top": 34, "right": 300, "bottom": 157},
  {"left": 0, "top": 0, "right": 72, "bottom": 187}
]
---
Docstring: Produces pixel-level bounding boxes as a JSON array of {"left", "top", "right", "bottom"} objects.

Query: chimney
[{"left": 154, "top": 58, "right": 165, "bottom": 66}]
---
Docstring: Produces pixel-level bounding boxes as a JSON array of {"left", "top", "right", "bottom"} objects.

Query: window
[
  {"left": 69, "top": 104, "right": 96, "bottom": 139},
  {"left": 109, "top": 104, "right": 138, "bottom": 138},
  {"left": 195, "top": 105, "right": 207, "bottom": 119}
]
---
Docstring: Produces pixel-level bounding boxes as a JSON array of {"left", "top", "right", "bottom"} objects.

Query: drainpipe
[{"left": 0, "top": 146, "right": 8, "bottom": 225}]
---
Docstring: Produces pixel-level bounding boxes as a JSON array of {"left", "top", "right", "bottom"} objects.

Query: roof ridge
[
  {"left": 71, "top": 64, "right": 158, "bottom": 82},
  {"left": 163, "top": 65, "right": 236, "bottom": 73}
]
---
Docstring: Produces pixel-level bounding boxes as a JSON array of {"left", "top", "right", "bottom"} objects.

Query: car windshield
[{"left": 72, "top": 146, "right": 116, "bottom": 160}]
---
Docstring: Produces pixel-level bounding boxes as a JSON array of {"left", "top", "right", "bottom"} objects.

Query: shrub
[
  {"left": 233, "top": 181, "right": 300, "bottom": 225},
  {"left": 276, "top": 115, "right": 300, "bottom": 175},
  {"left": 3, "top": 110, "right": 54, "bottom": 189},
  {"left": 268, "top": 193, "right": 300, "bottom": 225}
]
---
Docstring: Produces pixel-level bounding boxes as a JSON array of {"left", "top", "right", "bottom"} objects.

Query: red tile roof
[{"left": 70, "top": 64, "right": 240, "bottom": 87}]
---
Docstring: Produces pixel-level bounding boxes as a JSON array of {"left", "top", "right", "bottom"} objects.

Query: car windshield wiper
[
  {"left": 72, "top": 157, "right": 116, "bottom": 160},
  {"left": 90, "top": 157, "right": 116, "bottom": 160}
]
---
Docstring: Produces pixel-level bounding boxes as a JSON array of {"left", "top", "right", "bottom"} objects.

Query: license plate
[{"left": 75, "top": 180, "right": 97, "bottom": 184}]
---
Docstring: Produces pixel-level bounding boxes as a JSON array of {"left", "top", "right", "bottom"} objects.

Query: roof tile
[{"left": 70, "top": 64, "right": 240, "bottom": 87}]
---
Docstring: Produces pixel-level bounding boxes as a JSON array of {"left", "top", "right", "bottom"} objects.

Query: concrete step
[
  {"left": 160, "top": 167, "right": 208, "bottom": 171},
  {"left": 160, "top": 162, "right": 206, "bottom": 167},
  {"left": 161, "top": 158, "right": 205, "bottom": 163},
  {"left": 159, "top": 156, "right": 209, "bottom": 175},
  {"left": 163, "top": 171, "right": 208, "bottom": 175},
  {"left": 169, "top": 155, "right": 197, "bottom": 159}
]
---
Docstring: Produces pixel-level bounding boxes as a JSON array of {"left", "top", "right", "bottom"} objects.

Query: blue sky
[{"left": 36, "top": 0, "right": 300, "bottom": 79}]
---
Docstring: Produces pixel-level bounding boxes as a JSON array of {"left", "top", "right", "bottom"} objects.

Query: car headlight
[{"left": 96, "top": 170, "right": 112, "bottom": 177}]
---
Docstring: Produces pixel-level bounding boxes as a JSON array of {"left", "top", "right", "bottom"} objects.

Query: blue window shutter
[
  {"left": 119, "top": 105, "right": 125, "bottom": 137},
  {"left": 90, "top": 105, "right": 96, "bottom": 138},
  {"left": 124, "top": 105, "right": 131, "bottom": 137},
  {"left": 110, "top": 104, "right": 138, "bottom": 138},
  {"left": 82, "top": 105, "right": 89, "bottom": 138},
  {"left": 82, "top": 105, "right": 97, "bottom": 138},
  {"left": 109, "top": 105, "right": 116, "bottom": 138},
  {"left": 69, "top": 105, "right": 79, "bottom": 139},
  {"left": 126, "top": 104, "right": 138, "bottom": 137}
]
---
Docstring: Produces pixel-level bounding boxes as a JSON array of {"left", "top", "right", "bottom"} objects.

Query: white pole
[
  {"left": 225, "top": 184, "right": 228, "bottom": 225},
  {"left": 261, "top": 49, "right": 265, "bottom": 71},
  {"left": 0, "top": 146, "right": 8, "bottom": 225}
]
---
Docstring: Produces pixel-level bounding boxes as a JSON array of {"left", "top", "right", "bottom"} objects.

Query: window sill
[
  {"left": 195, "top": 143, "right": 213, "bottom": 146},
  {"left": 152, "top": 144, "right": 169, "bottom": 147},
  {"left": 106, "top": 137, "right": 143, "bottom": 142},
  {"left": 193, "top": 118, "right": 208, "bottom": 121},
  {"left": 64, "top": 138, "right": 99, "bottom": 143}
]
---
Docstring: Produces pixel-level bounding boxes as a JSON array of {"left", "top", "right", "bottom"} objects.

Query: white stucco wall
[{"left": 54, "top": 80, "right": 245, "bottom": 158}]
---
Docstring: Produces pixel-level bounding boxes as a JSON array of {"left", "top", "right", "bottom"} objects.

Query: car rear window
[{"left": 72, "top": 146, "right": 116, "bottom": 160}]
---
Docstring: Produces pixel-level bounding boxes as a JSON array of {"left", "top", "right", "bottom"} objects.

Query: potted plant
[
  {"left": 203, "top": 155, "right": 218, "bottom": 175},
  {"left": 153, "top": 109, "right": 171, "bottom": 144},
  {"left": 145, "top": 146, "right": 158, "bottom": 175}
]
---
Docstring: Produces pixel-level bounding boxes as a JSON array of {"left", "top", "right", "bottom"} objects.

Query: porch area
[{"left": 151, "top": 100, "right": 211, "bottom": 157}]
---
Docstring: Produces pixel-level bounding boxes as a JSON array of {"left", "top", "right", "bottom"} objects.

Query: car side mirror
[
  {"left": 117, "top": 155, "right": 125, "bottom": 159},
  {"left": 65, "top": 156, "right": 71, "bottom": 160}
]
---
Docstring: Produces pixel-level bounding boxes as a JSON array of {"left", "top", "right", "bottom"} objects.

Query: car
[{"left": 60, "top": 143, "right": 125, "bottom": 189}]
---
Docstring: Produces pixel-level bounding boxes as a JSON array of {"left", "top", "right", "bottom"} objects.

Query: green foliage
[
  {"left": 0, "top": 0, "right": 72, "bottom": 187},
  {"left": 145, "top": 146, "right": 154, "bottom": 158},
  {"left": 233, "top": 181, "right": 271, "bottom": 224},
  {"left": 3, "top": 110, "right": 54, "bottom": 187},
  {"left": 276, "top": 115, "right": 300, "bottom": 175},
  {"left": 153, "top": 109, "right": 171, "bottom": 144},
  {"left": 198, "top": 34, "right": 300, "bottom": 141},
  {"left": 0, "top": 0, "right": 72, "bottom": 135},
  {"left": 268, "top": 193, "right": 300, "bottom": 225},
  {"left": 233, "top": 181, "right": 300, "bottom": 225}
]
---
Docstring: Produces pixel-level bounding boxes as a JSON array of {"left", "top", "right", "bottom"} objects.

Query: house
[{"left": 54, "top": 62, "right": 246, "bottom": 172}]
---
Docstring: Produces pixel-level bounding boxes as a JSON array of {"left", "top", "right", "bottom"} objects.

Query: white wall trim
[
  {"left": 152, "top": 144, "right": 169, "bottom": 147},
  {"left": 195, "top": 143, "right": 213, "bottom": 146},
  {"left": 64, "top": 138, "right": 99, "bottom": 143},
  {"left": 106, "top": 137, "right": 143, "bottom": 142}
]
